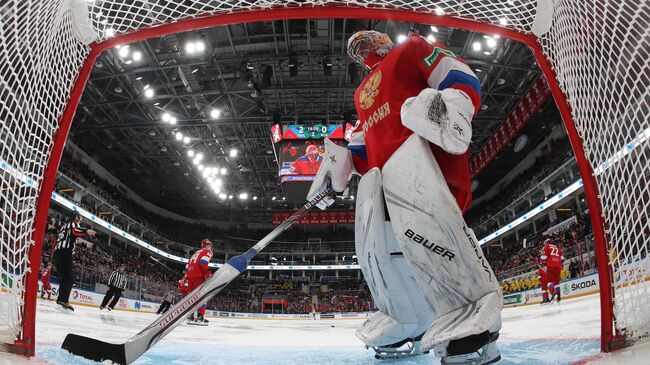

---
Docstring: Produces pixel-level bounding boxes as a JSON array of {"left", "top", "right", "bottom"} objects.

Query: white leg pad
[
  {"left": 427, "top": 291, "right": 502, "bottom": 354},
  {"left": 381, "top": 134, "right": 502, "bottom": 350},
  {"left": 355, "top": 168, "right": 433, "bottom": 347}
]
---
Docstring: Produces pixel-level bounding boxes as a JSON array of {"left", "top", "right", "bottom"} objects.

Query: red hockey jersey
[
  {"left": 185, "top": 248, "right": 213, "bottom": 279},
  {"left": 41, "top": 267, "right": 52, "bottom": 283},
  {"left": 541, "top": 243, "right": 564, "bottom": 268},
  {"left": 351, "top": 34, "right": 481, "bottom": 213}
]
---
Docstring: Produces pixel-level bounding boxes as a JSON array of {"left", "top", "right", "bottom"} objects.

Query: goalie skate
[
  {"left": 440, "top": 332, "right": 500, "bottom": 365},
  {"left": 370, "top": 336, "right": 429, "bottom": 360}
]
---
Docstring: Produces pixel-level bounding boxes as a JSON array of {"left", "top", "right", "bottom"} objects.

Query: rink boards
[
  {"left": 36, "top": 283, "right": 370, "bottom": 319},
  {"left": 504, "top": 258, "right": 650, "bottom": 307}
]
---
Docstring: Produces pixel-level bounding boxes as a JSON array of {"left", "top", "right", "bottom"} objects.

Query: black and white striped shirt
[
  {"left": 55, "top": 221, "right": 89, "bottom": 252},
  {"left": 108, "top": 270, "right": 128, "bottom": 290}
]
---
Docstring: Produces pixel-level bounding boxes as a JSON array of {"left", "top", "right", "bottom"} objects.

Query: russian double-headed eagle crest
[{"left": 359, "top": 71, "right": 382, "bottom": 110}]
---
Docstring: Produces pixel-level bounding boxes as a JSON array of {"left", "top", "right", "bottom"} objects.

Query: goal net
[{"left": 0, "top": 0, "right": 647, "bottom": 356}]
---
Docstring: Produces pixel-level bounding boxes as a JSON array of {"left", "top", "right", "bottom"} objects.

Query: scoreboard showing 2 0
[{"left": 271, "top": 123, "right": 353, "bottom": 202}]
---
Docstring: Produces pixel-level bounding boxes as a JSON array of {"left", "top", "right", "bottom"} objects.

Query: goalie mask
[{"left": 347, "top": 30, "right": 394, "bottom": 67}]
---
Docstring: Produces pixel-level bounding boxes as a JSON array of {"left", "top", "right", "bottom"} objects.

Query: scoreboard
[{"left": 271, "top": 123, "right": 354, "bottom": 201}]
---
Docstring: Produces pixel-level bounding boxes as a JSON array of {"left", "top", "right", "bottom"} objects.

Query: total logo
[{"left": 72, "top": 290, "right": 79, "bottom": 300}]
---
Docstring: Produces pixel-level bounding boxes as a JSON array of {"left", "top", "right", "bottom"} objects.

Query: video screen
[{"left": 277, "top": 139, "right": 345, "bottom": 182}]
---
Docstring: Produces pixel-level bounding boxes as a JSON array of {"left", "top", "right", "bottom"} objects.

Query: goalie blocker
[{"left": 356, "top": 134, "right": 502, "bottom": 364}]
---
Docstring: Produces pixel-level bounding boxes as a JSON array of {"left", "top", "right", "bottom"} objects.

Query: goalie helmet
[
  {"left": 347, "top": 30, "right": 394, "bottom": 66},
  {"left": 201, "top": 238, "right": 212, "bottom": 249}
]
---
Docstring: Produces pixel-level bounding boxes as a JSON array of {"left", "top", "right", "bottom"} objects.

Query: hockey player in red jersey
[
  {"left": 541, "top": 238, "right": 564, "bottom": 303},
  {"left": 290, "top": 144, "right": 323, "bottom": 175},
  {"left": 178, "top": 239, "right": 213, "bottom": 324},
  {"left": 40, "top": 262, "right": 53, "bottom": 300},
  {"left": 307, "top": 31, "right": 501, "bottom": 364}
]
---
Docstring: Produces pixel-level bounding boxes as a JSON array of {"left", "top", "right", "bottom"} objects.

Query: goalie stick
[{"left": 61, "top": 187, "right": 334, "bottom": 364}]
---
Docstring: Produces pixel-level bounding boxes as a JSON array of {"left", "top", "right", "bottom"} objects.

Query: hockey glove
[
  {"left": 400, "top": 88, "right": 474, "bottom": 155},
  {"left": 306, "top": 138, "right": 354, "bottom": 210}
]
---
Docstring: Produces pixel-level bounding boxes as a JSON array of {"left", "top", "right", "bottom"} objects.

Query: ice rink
[{"left": 1, "top": 293, "right": 648, "bottom": 364}]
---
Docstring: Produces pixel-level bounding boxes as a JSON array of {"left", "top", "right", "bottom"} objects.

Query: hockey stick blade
[
  {"left": 60, "top": 187, "right": 332, "bottom": 364},
  {"left": 61, "top": 333, "right": 127, "bottom": 365}
]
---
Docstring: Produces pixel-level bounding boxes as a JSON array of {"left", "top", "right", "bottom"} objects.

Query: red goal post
[{"left": 0, "top": 0, "right": 647, "bottom": 357}]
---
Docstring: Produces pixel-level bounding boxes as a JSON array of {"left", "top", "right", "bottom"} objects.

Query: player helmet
[
  {"left": 201, "top": 238, "right": 212, "bottom": 249},
  {"left": 347, "top": 30, "right": 394, "bottom": 66},
  {"left": 306, "top": 144, "right": 319, "bottom": 155}
]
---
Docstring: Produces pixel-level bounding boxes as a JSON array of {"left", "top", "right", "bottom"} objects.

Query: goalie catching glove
[
  {"left": 400, "top": 88, "right": 474, "bottom": 155},
  {"left": 306, "top": 138, "right": 354, "bottom": 210}
]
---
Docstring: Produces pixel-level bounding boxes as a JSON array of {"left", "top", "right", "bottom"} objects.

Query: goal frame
[{"left": 17, "top": 5, "right": 618, "bottom": 357}]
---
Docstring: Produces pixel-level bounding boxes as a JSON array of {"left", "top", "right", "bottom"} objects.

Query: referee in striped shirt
[
  {"left": 53, "top": 211, "right": 95, "bottom": 311},
  {"left": 100, "top": 264, "right": 128, "bottom": 311}
]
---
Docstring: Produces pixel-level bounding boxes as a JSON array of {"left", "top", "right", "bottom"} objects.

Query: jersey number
[{"left": 550, "top": 246, "right": 559, "bottom": 257}]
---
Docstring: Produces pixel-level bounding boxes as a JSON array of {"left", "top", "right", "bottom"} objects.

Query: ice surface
[{"left": 0, "top": 294, "right": 648, "bottom": 364}]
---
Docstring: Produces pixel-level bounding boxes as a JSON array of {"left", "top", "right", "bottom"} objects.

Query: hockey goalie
[{"left": 307, "top": 31, "right": 502, "bottom": 364}]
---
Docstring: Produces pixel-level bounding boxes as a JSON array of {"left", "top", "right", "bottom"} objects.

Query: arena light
[
  {"left": 220, "top": 167, "right": 227, "bottom": 175},
  {"left": 169, "top": 117, "right": 177, "bottom": 125},
  {"left": 197, "top": 164, "right": 204, "bottom": 171},
  {"left": 104, "top": 27, "right": 115, "bottom": 38},
  {"left": 192, "top": 157, "right": 200, "bottom": 165},
  {"left": 499, "top": 17, "right": 508, "bottom": 26},
  {"left": 144, "top": 88, "right": 154, "bottom": 98},
  {"left": 175, "top": 132, "right": 183, "bottom": 141},
  {"left": 187, "top": 150, "right": 194, "bottom": 157},
  {"left": 229, "top": 148, "right": 238, "bottom": 157},
  {"left": 218, "top": 193, "right": 227, "bottom": 200},
  {"left": 196, "top": 153, "right": 203, "bottom": 161},
  {"left": 252, "top": 196, "right": 258, "bottom": 200},
  {"left": 213, "top": 178, "right": 223, "bottom": 187},
  {"left": 195, "top": 41, "right": 205, "bottom": 52},
  {"left": 183, "top": 136, "right": 190, "bottom": 144},
  {"left": 430, "top": 26, "right": 438, "bottom": 32},
  {"left": 472, "top": 41, "right": 482, "bottom": 51},
  {"left": 161, "top": 113, "right": 171, "bottom": 122},
  {"left": 435, "top": 6, "right": 445, "bottom": 15},
  {"left": 272, "top": 196, "right": 276, "bottom": 201},
  {"left": 210, "top": 108, "right": 220, "bottom": 119},
  {"left": 239, "top": 192, "right": 249, "bottom": 200},
  {"left": 486, "top": 37, "right": 497, "bottom": 48},
  {"left": 397, "top": 34, "right": 407, "bottom": 43},
  {"left": 228, "top": 195, "right": 233, "bottom": 200},
  {"left": 132, "top": 51, "right": 142, "bottom": 61},
  {"left": 427, "top": 34, "right": 436, "bottom": 43},
  {"left": 118, "top": 46, "right": 129, "bottom": 58},
  {"left": 185, "top": 42, "right": 196, "bottom": 54}
]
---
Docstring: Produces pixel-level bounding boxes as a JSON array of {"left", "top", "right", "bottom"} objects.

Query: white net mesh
[
  {"left": 1, "top": 0, "right": 90, "bottom": 345},
  {"left": 0, "top": 0, "right": 647, "bottom": 349}
]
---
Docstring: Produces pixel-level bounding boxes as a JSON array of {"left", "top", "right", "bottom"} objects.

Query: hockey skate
[
  {"left": 369, "top": 334, "right": 430, "bottom": 360},
  {"left": 187, "top": 313, "right": 209, "bottom": 326},
  {"left": 548, "top": 292, "right": 561, "bottom": 304},
  {"left": 56, "top": 300, "right": 74, "bottom": 312},
  {"left": 440, "top": 332, "right": 501, "bottom": 365}
]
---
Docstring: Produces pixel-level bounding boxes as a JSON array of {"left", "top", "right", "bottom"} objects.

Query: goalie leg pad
[
  {"left": 355, "top": 168, "right": 433, "bottom": 348},
  {"left": 381, "top": 134, "right": 502, "bottom": 350}
]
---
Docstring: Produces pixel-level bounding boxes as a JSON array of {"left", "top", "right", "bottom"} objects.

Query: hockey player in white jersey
[{"left": 307, "top": 30, "right": 502, "bottom": 364}]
